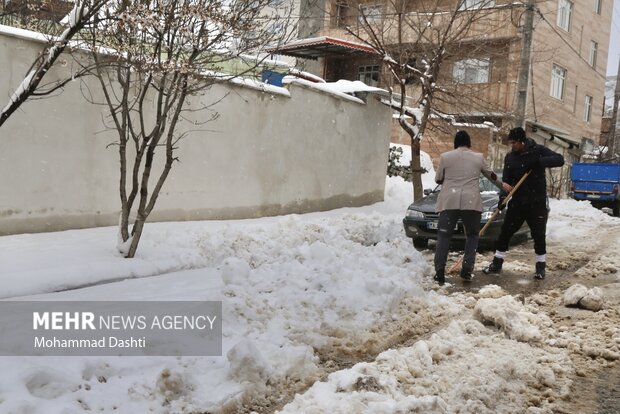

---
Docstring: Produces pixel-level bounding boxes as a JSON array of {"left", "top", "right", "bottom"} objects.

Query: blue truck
[{"left": 569, "top": 162, "right": 620, "bottom": 216}]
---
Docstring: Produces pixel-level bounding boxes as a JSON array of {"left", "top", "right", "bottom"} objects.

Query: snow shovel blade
[{"left": 447, "top": 171, "right": 531, "bottom": 275}]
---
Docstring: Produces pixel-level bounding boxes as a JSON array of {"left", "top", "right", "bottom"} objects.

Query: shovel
[{"left": 448, "top": 171, "right": 531, "bottom": 274}]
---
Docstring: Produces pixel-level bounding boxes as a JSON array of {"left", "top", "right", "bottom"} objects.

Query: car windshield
[
  {"left": 430, "top": 174, "right": 501, "bottom": 193},
  {"left": 479, "top": 175, "right": 500, "bottom": 192}
]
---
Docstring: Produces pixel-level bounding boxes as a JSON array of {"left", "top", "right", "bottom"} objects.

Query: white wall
[{"left": 0, "top": 30, "right": 391, "bottom": 235}]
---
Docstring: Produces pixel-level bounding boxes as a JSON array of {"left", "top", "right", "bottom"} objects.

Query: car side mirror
[{"left": 423, "top": 189, "right": 432, "bottom": 196}]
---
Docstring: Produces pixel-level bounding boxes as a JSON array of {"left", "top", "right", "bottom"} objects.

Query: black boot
[
  {"left": 434, "top": 269, "right": 445, "bottom": 286},
  {"left": 534, "top": 262, "right": 545, "bottom": 280},
  {"left": 483, "top": 257, "right": 503, "bottom": 274},
  {"left": 460, "top": 266, "right": 474, "bottom": 281}
]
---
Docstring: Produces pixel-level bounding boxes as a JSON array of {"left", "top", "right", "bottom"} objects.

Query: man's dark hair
[
  {"left": 508, "top": 127, "right": 527, "bottom": 143},
  {"left": 454, "top": 130, "right": 471, "bottom": 148}
]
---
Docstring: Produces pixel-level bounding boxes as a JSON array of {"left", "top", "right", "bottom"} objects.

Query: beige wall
[
  {"left": 0, "top": 31, "right": 392, "bottom": 235},
  {"left": 528, "top": 0, "right": 611, "bottom": 144}
]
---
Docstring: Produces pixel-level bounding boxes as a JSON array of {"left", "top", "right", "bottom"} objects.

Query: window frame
[
  {"left": 556, "top": 0, "right": 573, "bottom": 32},
  {"left": 452, "top": 58, "right": 491, "bottom": 84},
  {"left": 550, "top": 64, "right": 567, "bottom": 100},
  {"left": 358, "top": 4, "right": 382, "bottom": 25},
  {"left": 589, "top": 41, "right": 598, "bottom": 68},
  {"left": 458, "top": 0, "right": 496, "bottom": 10},
  {"left": 358, "top": 64, "right": 380, "bottom": 86},
  {"left": 584, "top": 95, "right": 593, "bottom": 122}
]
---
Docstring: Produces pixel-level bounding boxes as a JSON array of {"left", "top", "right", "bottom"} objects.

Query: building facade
[{"left": 281, "top": 0, "right": 612, "bottom": 193}]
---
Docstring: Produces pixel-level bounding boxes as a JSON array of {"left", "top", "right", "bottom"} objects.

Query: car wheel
[{"left": 412, "top": 238, "right": 429, "bottom": 249}]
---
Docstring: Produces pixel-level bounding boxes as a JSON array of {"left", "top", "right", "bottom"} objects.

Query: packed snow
[{"left": 1, "top": 161, "right": 619, "bottom": 413}]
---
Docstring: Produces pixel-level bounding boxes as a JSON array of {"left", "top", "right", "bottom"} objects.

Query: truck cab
[{"left": 569, "top": 163, "right": 620, "bottom": 216}]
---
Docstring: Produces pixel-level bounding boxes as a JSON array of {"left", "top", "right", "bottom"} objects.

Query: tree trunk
[
  {"left": 410, "top": 138, "right": 423, "bottom": 201},
  {"left": 126, "top": 217, "right": 146, "bottom": 258}
]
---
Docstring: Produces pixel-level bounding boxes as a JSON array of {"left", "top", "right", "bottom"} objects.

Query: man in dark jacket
[{"left": 483, "top": 127, "right": 564, "bottom": 279}]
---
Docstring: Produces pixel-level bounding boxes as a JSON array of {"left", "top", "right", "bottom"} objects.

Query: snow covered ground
[{"left": 1, "top": 162, "right": 620, "bottom": 413}]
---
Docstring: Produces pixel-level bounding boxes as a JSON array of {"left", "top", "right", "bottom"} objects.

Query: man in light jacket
[{"left": 433, "top": 131, "right": 511, "bottom": 285}]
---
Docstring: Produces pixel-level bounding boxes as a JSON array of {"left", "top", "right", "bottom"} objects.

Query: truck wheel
[{"left": 412, "top": 238, "right": 429, "bottom": 249}]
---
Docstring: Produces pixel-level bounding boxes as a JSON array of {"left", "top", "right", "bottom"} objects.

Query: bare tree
[
  {"left": 348, "top": 0, "right": 514, "bottom": 200},
  {"left": 0, "top": 0, "right": 110, "bottom": 128},
  {"left": 81, "top": 0, "right": 293, "bottom": 257}
]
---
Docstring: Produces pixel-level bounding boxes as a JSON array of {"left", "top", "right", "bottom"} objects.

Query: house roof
[{"left": 267, "top": 36, "right": 378, "bottom": 60}]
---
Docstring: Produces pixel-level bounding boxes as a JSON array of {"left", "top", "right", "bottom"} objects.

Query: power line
[{"left": 534, "top": 6, "right": 606, "bottom": 80}]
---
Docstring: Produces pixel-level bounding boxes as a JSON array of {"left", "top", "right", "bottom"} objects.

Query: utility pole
[{"left": 514, "top": 0, "right": 535, "bottom": 129}]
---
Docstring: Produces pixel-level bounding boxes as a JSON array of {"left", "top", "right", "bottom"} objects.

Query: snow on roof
[
  {"left": 452, "top": 121, "right": 499, "bottom": 130},
  {"left": 239, "top": 53, "right": 293, "bottom": 69},
  {"left": 267, "top": 36, "right": 377, "bottom": 59},
  {"left": 287, "top": 68, "right": 325, "bottom": 83},
  {"left": 0, "top": 23, "right": 49, "bottom": 43},
  {"left": 228, "top": 76, "right": 291, "bottom": 96},
  {"left": 283, "top": 78, "right": 389, "bottom": 104}
]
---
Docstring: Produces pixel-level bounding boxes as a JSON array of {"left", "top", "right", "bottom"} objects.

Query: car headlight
[
  {"left": 406, "top": 209, "right": 424, "bottom": 219},
  {"left": 481, "top": 211, "right": 495, "bottom": 221}
]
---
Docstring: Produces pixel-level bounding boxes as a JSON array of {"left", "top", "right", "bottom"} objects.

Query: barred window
[
  {"left": 359, "top": 65, "right": 379, "bottom": 86},
  {"left": 453, "top": 58, "right": 490, "bottom": 84},
  {"left": 359, "top": 4, "right": 382, "bottom": 24}
]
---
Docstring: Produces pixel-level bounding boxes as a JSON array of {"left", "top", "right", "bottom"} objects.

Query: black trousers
[
  {"left": 434, "top": 210, "right": 481, "bottom": 273},
  {"left": 495, "top": 203, "right": 548, "bottom": 255}
]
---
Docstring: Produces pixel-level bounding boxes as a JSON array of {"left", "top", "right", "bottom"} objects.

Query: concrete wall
[{"left": 0, "top": 30, "right": 391, "bottom": 235}]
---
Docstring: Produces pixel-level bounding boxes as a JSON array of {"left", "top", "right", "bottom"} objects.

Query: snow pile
[
  {"left": 0, "top": 176, "right": 434, "bottom": 412},
  {"left": 547, "top": 198, "right": 620, "bottom": 280},
  {"left": 476, "top": 284, "right": 508, "bottom": 299},
  {"left": 473, "top": 295, "right": 550, "bottom": 342},
  {"left": 1, "top": 180, "right": 619, "bottom": 412},
  {"left": 562, "top": 284, "right": 605, "bottom": 311},
  {"left": 278, "top": 319, "right": 573, "bottom": 414}
]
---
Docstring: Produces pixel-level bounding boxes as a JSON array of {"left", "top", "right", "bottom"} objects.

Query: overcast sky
[{"left": 607, "top": 0, "right": 620, "bottom": 76}]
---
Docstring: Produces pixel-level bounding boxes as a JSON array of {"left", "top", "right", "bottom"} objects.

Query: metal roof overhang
[
  {"left": 267, "top": 36, "right": 378, "bottom": 60},
  {"left": 528, "top": 120, "right": 581, "bottom": 149}
]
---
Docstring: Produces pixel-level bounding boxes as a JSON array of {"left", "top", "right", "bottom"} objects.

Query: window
[
  {"left": 589, "top": 41, "right": 598, "bottom": 68},
  {"left": 359, "top": 4, "right": 382, "bottom": 24},
  {"left": 335, "top": 2, "right": 348, "bottom": 28},
  {"left": 584, "top": 95, "right": 593, "bottom": 122},
  {"left": 550, "top": 64, "right": 567, "bottom": 99},
  {"left": 268, "top": 21, "right": 285, "bottom": 34},
  {"left": 452, "top": 58, "right": 490, "bottom": 84},
  {"left": 594, "top": 0, "right": 602, "bottom": 14},
  {"left": 557, "top": 0, "right": 573, "bottom": 31},
  {"left": 458, "top": 0, "right": 495, "bottom": 10},
  {"left": 359, "top": 65, "right": 379, "bottom": 86}
]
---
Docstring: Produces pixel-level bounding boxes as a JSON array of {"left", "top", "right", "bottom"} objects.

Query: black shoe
[
  {"left": 483, "top": 257, "right": 504, "bottom": 274},
  {"left": 434, "top": 269, "right": 445, "bottom": 286},
  {"left": 460, "top": 268, "right": 474, "bottom": 281},
  {"left": 534, "top": 262, "right": 545, "bottom": 280}
]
